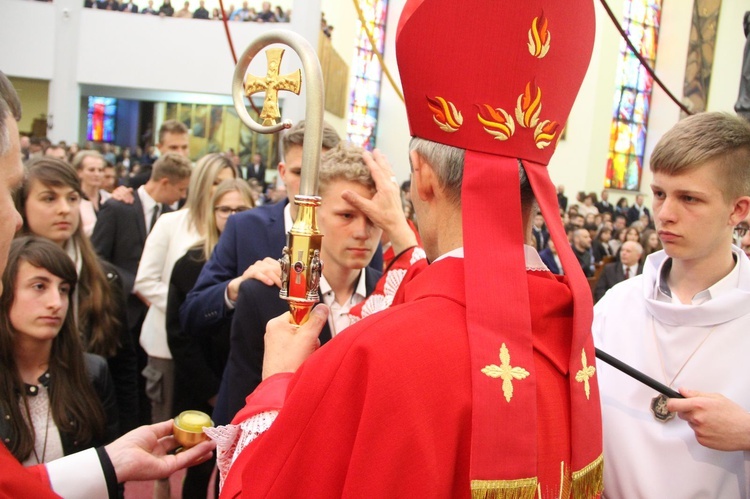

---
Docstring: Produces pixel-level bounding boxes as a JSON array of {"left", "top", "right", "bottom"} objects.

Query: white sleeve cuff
[
  {"left": 224, "top": 286, "right": 237, "bottom": 310},
  {"left": 46, "top": 448, "right": 108, "bottom": 499}
]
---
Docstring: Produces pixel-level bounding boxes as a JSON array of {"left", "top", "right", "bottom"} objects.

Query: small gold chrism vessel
[{"left": 173, "top": 410, "right": 213, "bottom": 449}]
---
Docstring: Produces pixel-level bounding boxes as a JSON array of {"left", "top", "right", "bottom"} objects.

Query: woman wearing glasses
[
  {"left": 133, "top": 153, "right": 237, "bottom": 448},
  {"left": 166, "top": 178, "right": 254, "bottom": 498}
]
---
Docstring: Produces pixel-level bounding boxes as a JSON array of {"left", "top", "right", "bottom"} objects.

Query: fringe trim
[
  {"left": 471, "top": 478, "right": 539, "bottom": 499},
  {"left": 570, "top": 454, "right": 604, "bottom": 499}
]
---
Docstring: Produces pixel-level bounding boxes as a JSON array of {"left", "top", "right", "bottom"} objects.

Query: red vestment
[
  {"left": 0, "top": 443, "right": 58, "bottom": 498},
  {"left": 222, "top": 258, "right": 578, "bottom": 498}
]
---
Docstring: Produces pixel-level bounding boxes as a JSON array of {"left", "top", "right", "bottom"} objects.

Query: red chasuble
[
  {"left": 222, "top": 258, "right": 578, "bottom": 498},
  {"left": 0, "top": 443, "right": 58, "bottom": 498}
]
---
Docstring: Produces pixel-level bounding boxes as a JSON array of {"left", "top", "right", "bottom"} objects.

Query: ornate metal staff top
[{"left": 232, "top": 29, "right": 325, "bottom": 325}]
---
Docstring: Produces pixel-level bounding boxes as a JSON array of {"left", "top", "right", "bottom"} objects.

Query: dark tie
[
  {"left": 624, "top": 266, "right": 630, "bottom": 279},
  {"left": 149, "top": 204, "right": 160, "bottom": 233}
]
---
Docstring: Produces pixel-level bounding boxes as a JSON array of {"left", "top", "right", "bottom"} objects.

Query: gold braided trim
[
  {"left": 570, "top": 454, "right": 604, "bottom": 499},
  {"left": 471, "top": 478, "right": 539, "bottom": 499}
]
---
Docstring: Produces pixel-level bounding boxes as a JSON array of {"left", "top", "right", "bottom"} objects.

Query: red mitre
[{"left": 396, "top": 1, "right": 602, "bottom": 496}]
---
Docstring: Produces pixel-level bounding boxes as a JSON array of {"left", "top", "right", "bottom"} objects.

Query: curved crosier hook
[{"left": 231, "top": 29, "right": 325, "bottom": 197}]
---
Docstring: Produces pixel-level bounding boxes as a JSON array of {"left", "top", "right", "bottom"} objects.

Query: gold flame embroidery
[
  {"left": 515, "top": 81, "right": 542, "bottom": 129},
  {"left": 527, "top": 12, "right": 551, "bottom": 58},
  {"left": 477, "top": 104, "right": 516, "bottom": 141},
  {"left": 534, "top": 120, "right": 559, "bottom": 149},
  {"left": 427, "top": 96, "right": 463, "bottom": 133},
  {"left": 481, "top": 343, "right": 530, "bottom": 403}
]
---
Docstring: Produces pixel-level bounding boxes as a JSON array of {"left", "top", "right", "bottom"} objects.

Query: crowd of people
[
  {"left": 82, "top": 0, "right": 290, "bottom": 22},
  {"left": 3, "top": 0, "right": 750, "bottom": 497}
]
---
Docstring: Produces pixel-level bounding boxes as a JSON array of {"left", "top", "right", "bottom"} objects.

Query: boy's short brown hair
[{"left": 650, "top": 112, "right": 750, "bottom": 201}]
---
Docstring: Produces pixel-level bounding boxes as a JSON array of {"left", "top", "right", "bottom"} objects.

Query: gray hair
[
  {"left": 0, "top": 71, "right": 22, "bottom": 157},
  {"left": 408, "top": 136, "right": 534, "bottom": 210}
]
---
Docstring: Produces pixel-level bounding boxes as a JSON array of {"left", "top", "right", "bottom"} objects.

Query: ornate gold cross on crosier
[
  {"left": 481, "top": 343, "right": 530, "bottom": 403},
  {"left": 244, "top": 48, "right": 302, "bottom": 126},
  {"left": 575, "top": 349, "right": 596, "bottom": 400}
]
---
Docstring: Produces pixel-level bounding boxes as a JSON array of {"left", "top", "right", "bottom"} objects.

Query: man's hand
[
  {"left": 104, "top": 420, "right": 215, "bottom": 483},
  {"left": 262, "top": 305, "right": 329, "bottom": 380},
  {"left": 227, "top": 258, "right": 282, "bottom": 301},
  {"left": 666, "top": 388, "right": 750, "bottom": 451},
  {"left": 110, "top": 185, "right": 135, "bottom": 204},
  {"left": 341, "top": 149, "right": 417, "bottom": 255}
]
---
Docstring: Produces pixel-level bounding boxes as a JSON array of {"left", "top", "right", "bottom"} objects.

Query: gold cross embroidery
[
  {"left": 244, "top": 48, "right": 302, "bottom": 126},
  {"left": 575, "top": 349, "right": 596, "bottom": 400},
  {"left": 481, "top": 343, "right": 530, "bottom": 402}
]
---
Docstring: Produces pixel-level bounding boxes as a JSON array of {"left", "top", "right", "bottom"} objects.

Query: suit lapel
[{"left": 267, "top": 200, "right": 288, "bottom": 254}]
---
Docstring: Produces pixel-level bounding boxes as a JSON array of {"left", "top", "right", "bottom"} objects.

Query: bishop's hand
[
  {"left": 342, "top": 149, "right": 417, "bottom": 255},
  {"left": 262, "top": 305, "right": 329, "bottom": 380}
]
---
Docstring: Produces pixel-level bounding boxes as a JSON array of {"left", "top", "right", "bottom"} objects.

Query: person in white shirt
[
  {"left": 134, "top": 152, "right": 236, "bottom": 499},
  {"left": 594, "top": 112, "right": 750, "bottom": 498}
]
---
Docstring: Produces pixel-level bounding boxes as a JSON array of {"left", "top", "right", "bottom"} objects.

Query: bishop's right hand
[{"left": 262, "top": 305, "right": 329, "bottom": 380}]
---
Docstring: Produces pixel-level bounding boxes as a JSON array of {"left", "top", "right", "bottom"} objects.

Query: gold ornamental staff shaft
[{"left": 232, "top": 29, "right": 325, "bottom": 325}]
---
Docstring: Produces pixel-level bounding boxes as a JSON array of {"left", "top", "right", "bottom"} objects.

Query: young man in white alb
[{"left": 594, "top": 112, "right": 750, "bottom": 498}]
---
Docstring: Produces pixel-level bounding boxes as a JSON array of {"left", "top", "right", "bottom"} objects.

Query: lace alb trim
[{"left": 204, "top": 410, "right": 279, "bottom": 490}]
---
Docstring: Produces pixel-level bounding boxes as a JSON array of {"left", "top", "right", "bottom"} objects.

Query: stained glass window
[
  {"left": 86, "top": 97, "right": 117, "bottom": 143},
  {"left": 605, "top": 0, "right": 662, "bottom": 191},
  {"left": 347, "top": 0, "right": 389, "bottom": 150}
]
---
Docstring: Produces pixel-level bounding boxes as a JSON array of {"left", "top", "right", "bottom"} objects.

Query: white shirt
[
  {"left": 319, "top": 271, "right": 367, "bottom": 337},
  {"left": 137, "top": 185, "right": 158, "bottom": 232},
  {"left": 594, "top": 248, "right": 750, "bottom": 498},
  {"left": 135, "top": 209, "right": 202, "bottom": 359},
  {"left": 654, "top": 254, "right": 740, "bottom": 305}
]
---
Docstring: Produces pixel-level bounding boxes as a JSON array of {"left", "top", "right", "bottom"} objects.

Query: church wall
[
  {"left": 2, "top": 0, "right": 748, "bottom": 194},
  {"left": 376, "top": 1, "right": 750, "bottom": 206},
  {"left": 320, "top": 0, "right": 358, "bottom": 138},
  {"left": 1, "top": 0, "right": 320, "bottom": 142}
]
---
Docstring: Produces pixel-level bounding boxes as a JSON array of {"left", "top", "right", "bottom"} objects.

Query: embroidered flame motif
[
  {"left": 515, "top": 81, "right": 542, "bottom": 129},
  {"left": 426, "top": 96, "right": 463, "bottom": 133},
  {"left": 534, "top": 119, "right": 559, "bottom": 149},
  {"left": 481, "top": 343, "right": 530, "bottom": 403},
  {"left": 477, "top": 104, "right": 516, "bottom": 141},
  {"left": 575, "top": 349, "right": 596, "bottom": 400},
  {"left": 527, "top": 12, "right": 551, "bottom": 58}
]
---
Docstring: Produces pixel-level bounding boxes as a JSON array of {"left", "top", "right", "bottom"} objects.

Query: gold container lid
[{"left": 173, "top": 410, "right": 214, "bottom": 448}]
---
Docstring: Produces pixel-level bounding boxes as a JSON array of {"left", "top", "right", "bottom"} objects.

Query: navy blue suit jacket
[
  {"left": 214, "top": 267, "right": 381, "bottom": 425},
  {"left": 539, "top": 248, "right": 562, "bottom": 275},
  {"left": 180, "top": 200, "right": 382, "bottom": 336}
]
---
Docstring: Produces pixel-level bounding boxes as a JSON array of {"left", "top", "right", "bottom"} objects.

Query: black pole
[{"left": 595, "top": 348, "right": 684, "bottom": 399}]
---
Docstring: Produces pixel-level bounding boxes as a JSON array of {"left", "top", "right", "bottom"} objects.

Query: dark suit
[
  {"left": 215, "top": 267, "right": 381, "bottom": 425},
  {"left": 558, "top": 192, "right": 568, "bottom": 211},
  {"left": 91, "top": 194, "right": 170, "bottom": 426},
  {"left": 91, "top": 195, "right": 170, "bottom": 300},
  {"left": 539, "top": 248, "right": 562, "bottom": 275},
  {"left": 120, "top": 2, "right": 138, "bottom": 11},
  {"left": 595, "top": 200, "right": 614, "bottom": 216},
  {"left": 572, "top": 245, "right": 594, "bottom": 277},
  {"left": 593, "top": 261, "right": 643, "bottom": 302},
  {"left": 180, "top": 200, "right": 383, "bottom": 336},
  {"left": 531, "top": 226, "right": 549, "bottom": 251},
  {"left": 626, "top": 204, "right": 651, "bottom": 226},
  {"left": 245, "top": 162, "right": 266, "bottom": 188}
]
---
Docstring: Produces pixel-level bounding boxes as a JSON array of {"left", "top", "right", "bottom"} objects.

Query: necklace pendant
[{"left": 650, "top": 394, "right": 676, "bottom": 422}]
